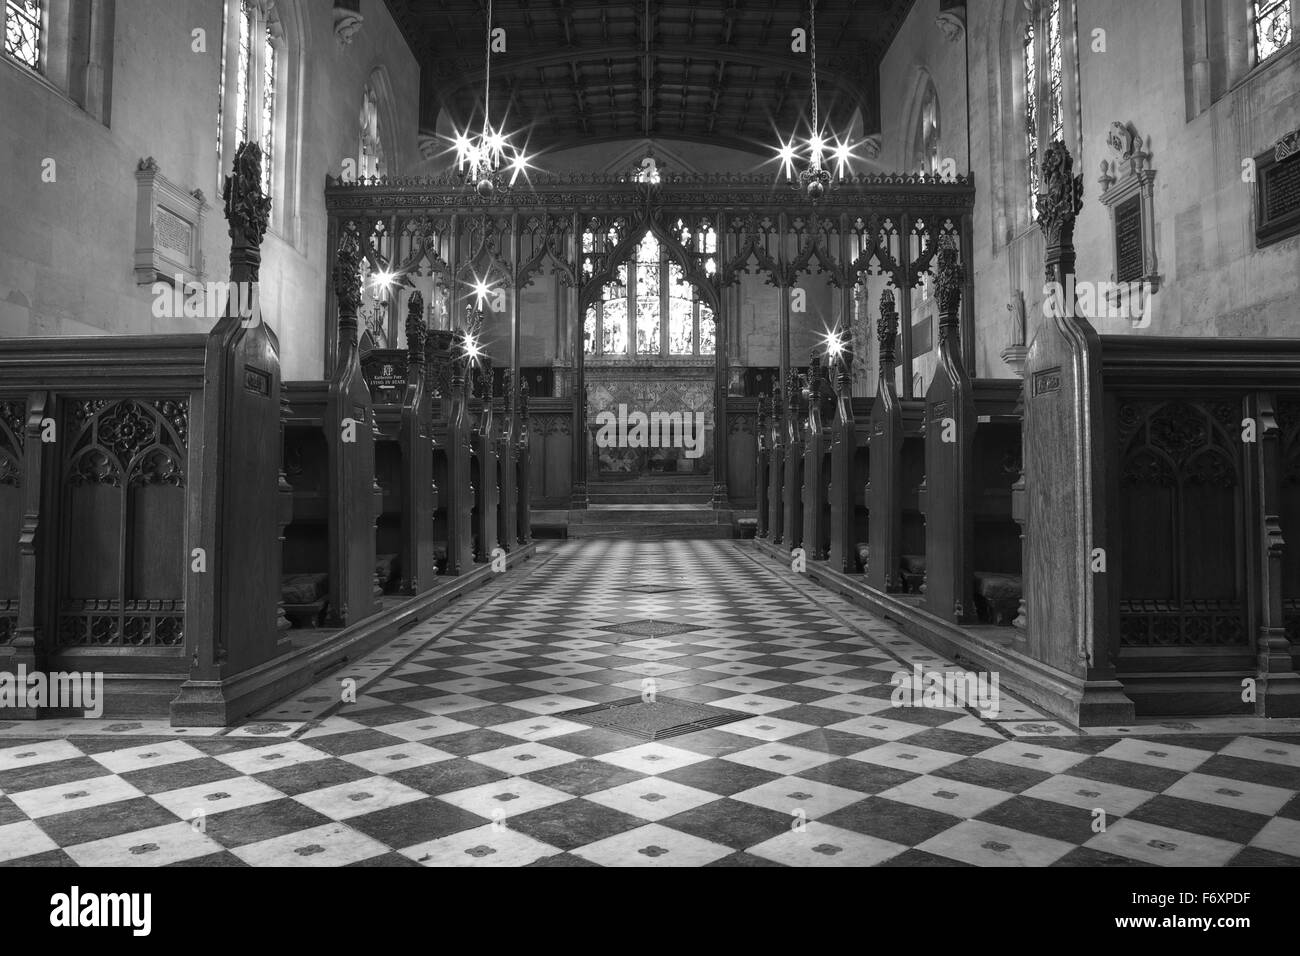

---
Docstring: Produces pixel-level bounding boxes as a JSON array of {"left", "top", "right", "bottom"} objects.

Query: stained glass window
[
  {"left": 222, "top": 0, "right": 278, "bottom": 199},
  {"left": 236, "top": 0, "right": 252, "bottom": 146},
  {"left": 1024, "top": 18, "right": 1040, "bottom": 219},
  {"left": 582, "top": 229, "right": 714, "bottom": 359},
  {"left": 261, "top": 25, "right": 276, "bottom": 193},
  {"left": 635, "top": 233, "right": 662, "bottom": 354},
  {"left": 667, "top": 262, "right": 695, "bottom": 355},
  {"left": 3, "top": 0, "right": 42, "bottom": 71},
  {"left": 1255, "top": 0, "right": 1292, "bottom": 61},
  {"left": 1047, "top": 0, "right": 1064, "bottom": 147}
]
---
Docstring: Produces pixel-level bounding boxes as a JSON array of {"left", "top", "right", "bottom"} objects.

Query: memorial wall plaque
[
  {"left": 1115, "top": 195, "right": 1145, "bottom": 283},
  {"left": 1256, "top": 145, "right": 1300, "bottom": 248}
]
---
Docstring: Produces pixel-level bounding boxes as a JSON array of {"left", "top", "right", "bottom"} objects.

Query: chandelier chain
[
  {"left": 809, "top": 0, "right": 819, "bottom": 141},
  {"left": 483, "top": 0, "right": 493, "bottom": 136}
]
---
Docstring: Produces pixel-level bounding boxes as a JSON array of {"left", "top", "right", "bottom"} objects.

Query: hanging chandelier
[
  {"left": 452, "top": 0, "right": 529, "bottom": 196},
  {"left": 775, "top": 0, "right": 856, "bottom": 199}
]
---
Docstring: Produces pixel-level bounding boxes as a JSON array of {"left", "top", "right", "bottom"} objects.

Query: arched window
[
  {"left": 1022, "top": 0, "right": 1066, "bottom": 220},
  {"left": 4, "top": 0, "right": 43, "bottom": 71},
  {"left": 583, "top": 230, "right": 715, "bottom": 359},
  {"left": 217, "top": 0, "right": 303, "bottom": 239},
  {"left": 910, "top": 82, "right": 942, "bottom": 177},
  {"left": 359, "top": 85, "right": 386, "bottom": 180},
  {"left": 229, "top": 0, "right": 278, "bottom": 193}
]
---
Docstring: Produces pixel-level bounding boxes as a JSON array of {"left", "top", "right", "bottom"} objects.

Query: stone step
[
  {"left": 589, "top": 480, "right": 714, "bottom": 496},
  {"left": 572, "top": 505, "right": 728, "bottom": 525},
  {"left": 588, "top": 492, "right": 713, "bottom": 505},
  {"left": 567, "top": 523, "right": 736, "bottom": 540}
]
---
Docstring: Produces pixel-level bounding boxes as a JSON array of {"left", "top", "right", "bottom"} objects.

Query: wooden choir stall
[
  {"left": 755, "top": 143, "right": 1300, "bottom": 725},
  {"left": 0, "top": 144, "right": 534, "bottom": 725}
]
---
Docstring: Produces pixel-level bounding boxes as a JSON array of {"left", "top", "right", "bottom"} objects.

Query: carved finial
[
  {"left": 332, "top": 233, "right": 362, "bottom": 315},
  {"left": 878, "top": 289, "right": 899, "bottom": 367},
  {"left": 223, "top": 142, "right": 272, "bottom": 250},
  {"left": 502, "top": 367, "right": 514, "bottom": 409},
  {"left": 758, "top": 392, "right": 768, "bottom": 426},
  {"left": 1036, "top": 141, "right": 1084, "bottom": 241},
  {"left": 406, "top": 292, "right": 426, "bottom": 365},
  {"left": 935, "top": 235, "right": 963, "bottom": 325},
  {"left": 474, "top": 356, "right": 494, "bottom": 401},
  {"left": 520, "top": 378, "right": 530, "bottom": 417}
]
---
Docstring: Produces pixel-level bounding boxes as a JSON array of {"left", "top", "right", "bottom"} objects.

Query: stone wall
[{"left": 0, "top": 0, "right": 420, "bottom": 381}]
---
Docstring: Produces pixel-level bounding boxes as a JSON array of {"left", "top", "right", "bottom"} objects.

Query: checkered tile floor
[{"left": 2, "top": 539, "right": 1299, "bottom": 866}]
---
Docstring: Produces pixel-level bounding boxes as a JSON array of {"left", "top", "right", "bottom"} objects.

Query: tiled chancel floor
[{"left": 2, "top": 539, "right": 1299, "bottom": 867}]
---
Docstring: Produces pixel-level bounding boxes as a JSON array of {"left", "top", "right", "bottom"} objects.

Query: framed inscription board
[
  {"left": 1256, "top": 138, "right": 1300, "bottom": 248},
  {"left": 1115, "top": 195, "right": 1145, "bottom": 284}
]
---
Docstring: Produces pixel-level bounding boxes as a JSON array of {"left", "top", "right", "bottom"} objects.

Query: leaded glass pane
[
  {"left": 1024, "top": 18, "right": 1040, "bottom": 219},
  {"left": 1255, "top": 0, "right": 1292, "bottom": 61},
  {"left": 698, "top": 303, "right": 716, "bottom": 356},
  {"left": 667, "top": 262, "right": 694, "bottom": 355},
  {"left": 4, "top": 0, "right": 42, "bottom": 71},
  {"left": 236, "top": 0, "right": 252, "bottom": 146},
  {"left": 1048, "top": 0, "right": 1063, "bottom": 147},
  {"left": 603, "top": 296, "right": 628, "bottom": 356},
  {"left": 584, "top": 304, "right": 598, "bottom": 356},
  {"left": 261, "top": 26, "right": 276, "bottom": 194},
  {"left": 635, "top": 233, "right": 661, "bottom": 355}
]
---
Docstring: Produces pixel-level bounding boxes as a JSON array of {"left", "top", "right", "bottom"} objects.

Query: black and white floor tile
[{"left": 1, "top": 540, "right": 1298, "bottom": 867}]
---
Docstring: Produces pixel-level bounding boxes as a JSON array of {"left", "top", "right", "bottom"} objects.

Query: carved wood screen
[
  {"left": 326, "top": 171, "right": 975, "bottom": 507},
  {"left": 1114, "top": 398, "right": 1247, "bottom": 647},
  {"left": 1279, "top": 396, "right": 1300, "bottom": 649},
  {"left": 58, "top": 398, "right": 190, "bottom": 649},
  {"left": 0, "top": 401, "right": 22, "bottom": 646}
]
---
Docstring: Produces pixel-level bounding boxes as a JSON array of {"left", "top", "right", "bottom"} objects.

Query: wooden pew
[
  {"left": 912, "top": 237, "right": 1028, "bottom": 626},
  {"left": 496, "top": 368, "right": 518, "bottom": 553},
  {"left": 439, "top": 331, "right": 475, "bottom": 574},
  {"left": 362, "top": 293, "right": 438, "bottom": 595},
  {"left": 516, "top": 380, "right": 532, "bottom": 545},
  {"left": 755, "top": 394, "right": 770, "bottom": 539},
  {"left": 921, "top": 237, "right": 977, "bottom": 624},
  {"left": 470, "top": 357, "right": 500, "bottom": 563},
  {"left": 362, "top": 346, "right": 406, "bottom": 595},
  {"left": 828, "top": 355, "right": 858, "bottom": 573},
  {"left": 767, "top": 392, "right": 786, "bottom": 545},
  {"left": 802, "top": 359, "right": 833, "bottom": 561},
  {"left": 0, "top": 143, "right": 296, "bottom": 720},
  {"left": 281, "top": 233, "right": 382, "bottom": 627},
  {"left": 782, "top": 370, "right": 806, "bottom": 550},
  {"left": 969, "top": 382, "right": 1024, "bottom": 625},
  {"left": 866, "top": 290, "right": 904, "bottom": 592}
]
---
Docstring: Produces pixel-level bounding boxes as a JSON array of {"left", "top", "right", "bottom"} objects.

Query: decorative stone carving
[
  {"left": 861, "top": 134, "right": 883, "bottom": 160},
  {"left": 333, "top": 0, "right": 364, "bottom": 45},
  {"left": 1097, "top": 121, "right": 1160, "bottom": 296},
  {"left": 135, "top": 157, "right": 209, "bottom": 286},
  {"left": 935, "top": 9, "right": 965, "bottom": 42}
]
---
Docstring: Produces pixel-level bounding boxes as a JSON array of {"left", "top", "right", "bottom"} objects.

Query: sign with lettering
[
  {"left": 1114, "top": 195, "right": 1144, "bottom": 283},
  {"left": 1257, "top": 145, "right": 1300, "bottom": 247}
]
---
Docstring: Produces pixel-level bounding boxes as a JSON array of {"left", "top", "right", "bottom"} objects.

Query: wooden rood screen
[{"left": 324, "top": 170, "right": 976, "bottom": 509}]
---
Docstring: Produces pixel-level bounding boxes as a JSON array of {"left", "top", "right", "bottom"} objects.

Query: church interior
[{"left": 0, "top": 0, "right": 1298, "bottom": 869}]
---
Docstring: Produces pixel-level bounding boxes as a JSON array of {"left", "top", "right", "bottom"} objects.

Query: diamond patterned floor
[{"left": 1, "top": 539, "right": 1298, "bottom": 867}]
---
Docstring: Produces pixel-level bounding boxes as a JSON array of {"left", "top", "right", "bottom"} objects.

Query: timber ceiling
[{"left": 383, "top": 0, "right": 918, "bottom": 157}]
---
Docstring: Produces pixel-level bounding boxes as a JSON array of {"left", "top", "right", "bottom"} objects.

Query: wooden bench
[
  {"left": 782, "top": 370, "right": 806, "bottom": 550},
  {"left": 802, "top": 359, "right": 834, "bottom": 561}
]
